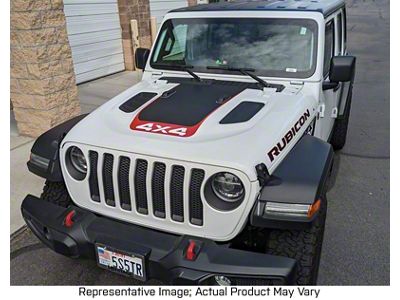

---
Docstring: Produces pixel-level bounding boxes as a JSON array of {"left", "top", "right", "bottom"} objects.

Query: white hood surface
[{"left": 64, "top": 77, "right": 317, "bottom": 181}]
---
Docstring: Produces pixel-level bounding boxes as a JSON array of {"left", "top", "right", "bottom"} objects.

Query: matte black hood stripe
[{"left": 138, "top": 81, "right": 246, "bottom": 127}]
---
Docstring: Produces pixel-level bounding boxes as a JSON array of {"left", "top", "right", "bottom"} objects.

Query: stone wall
[
  {"left": 188, "top": 0, "right": 198, "bottom": 6},
  {"left": 11, "top": 0, "right": 80, "bottom": 137},
  {"left": 118, "top": 0, "right": 152, "bottom": 70}
]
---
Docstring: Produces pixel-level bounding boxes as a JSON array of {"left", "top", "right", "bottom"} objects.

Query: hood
[{"left": 64, "top": 77, "right": 317, "bottom": 181}]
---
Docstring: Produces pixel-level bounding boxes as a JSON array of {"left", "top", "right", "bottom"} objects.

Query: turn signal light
[{"left": 307, "top": 199, "right": 321, "bottom": 218}]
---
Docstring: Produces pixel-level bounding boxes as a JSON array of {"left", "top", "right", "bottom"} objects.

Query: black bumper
[{"left": 21, "top": 195, "right": 297, "bottom": 285}]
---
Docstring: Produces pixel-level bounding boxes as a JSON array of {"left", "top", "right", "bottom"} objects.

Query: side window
[
  {"left": 336, "top": 12, "right": 343, "bottom": 54},
  {"left": 323, "top": 21, "right": 334, "bottom": 77},
  {"left": 343, "top": 8, "right": 347, "bottom": 53},
  {"left": 167, "top": 25, "right": 187, "bottom": 59},
  {"left": 152, "top": 24, "right": 187, "bottom": 63}
]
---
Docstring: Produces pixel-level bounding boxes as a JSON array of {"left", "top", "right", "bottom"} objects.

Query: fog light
[{"left": 214, "top": 275, "right": 231, "bottom": 286}]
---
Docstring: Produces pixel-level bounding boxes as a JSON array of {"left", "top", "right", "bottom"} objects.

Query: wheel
[
  {"left": 266, "top": 196, "right": 327, "bottom": 285},
  {"left": 330, "top": 90, "right": 352, "bottom": 150},
  {"left": 40, "top": 180, "right": 72, "bottom": 207}
]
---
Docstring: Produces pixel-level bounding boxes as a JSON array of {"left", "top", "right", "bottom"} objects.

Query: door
[
  {"left": 64, "top": 0, "right": 125, "bottom": 84},
  {"left": 319, "top": 13, "right": 344, "bottom": 140},
  {"left": 336, "top": 9, "right": 352, "bottom": 117}
]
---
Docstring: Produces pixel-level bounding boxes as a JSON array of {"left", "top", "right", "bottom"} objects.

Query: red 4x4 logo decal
[
  {"left": 134, "top": 123, "right": 188, "bottom": 136},
  {"left": 130, "top": 118, "right": 202, "bottom": 137}
]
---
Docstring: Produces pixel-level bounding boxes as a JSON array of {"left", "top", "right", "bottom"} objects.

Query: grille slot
[
  {"left": 118, "top": 156, "right": 131, "bottom": 211},
  {"left": 88, "top": 151, "right": 100, "bottom": 202},
  {"left": 170, "top": 165, "right": 185, "bottom": 222},
  {"left": 135, "top": 159, "right": 148, "bottom": 214},
  {"left": 102, "top": 153, "right": 115, "bottom": 206},
  {"left": 189, "top": 169, "right": 205, "bottom": 226},
  {"left": 152, "top": 162, "right": 166, "bottom": 218}
]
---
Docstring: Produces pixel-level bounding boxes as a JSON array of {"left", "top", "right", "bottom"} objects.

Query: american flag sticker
[{"left": 97, "top": 246, "right": 111, "bottom": 266}]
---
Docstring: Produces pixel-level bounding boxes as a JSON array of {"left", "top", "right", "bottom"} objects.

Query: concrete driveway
[{"left": 10, "top": 0, "right": 389, "bottom": 285}]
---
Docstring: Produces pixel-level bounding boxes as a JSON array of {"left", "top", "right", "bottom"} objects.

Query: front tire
[
  {"left": 40, "top": 180, "right": 72, "bottom": 207},
  {"left": 266, "top": 196, "right": 327, "bottom": 285}
]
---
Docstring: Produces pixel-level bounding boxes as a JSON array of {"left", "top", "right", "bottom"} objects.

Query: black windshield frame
[{"left": 150, "top": 17, "right": 319, "bottom": 79}]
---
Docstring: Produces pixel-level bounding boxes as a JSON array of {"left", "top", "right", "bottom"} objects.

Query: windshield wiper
[
  {"left": 207, "top": 66, "right": 275, "bottom": 89},
  {"left": 152, "top": 63, "right": 201, "bottom": 82}
]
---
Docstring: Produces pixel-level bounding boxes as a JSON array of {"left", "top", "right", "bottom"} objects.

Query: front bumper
[{"left": 21, "top": 195, "right": 296, "bottom": 285}]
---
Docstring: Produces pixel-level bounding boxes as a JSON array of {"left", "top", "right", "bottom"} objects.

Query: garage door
[
  {"left": 64, "top": 0, "right": 125, "bottom": 84},
  {"left": 150, "top": 0, "right": 188, "bottom": 27}
]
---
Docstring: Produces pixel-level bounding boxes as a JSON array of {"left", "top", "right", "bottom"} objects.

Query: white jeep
[{"left": 22, "top": 0, "right": 356, "bottom": 285}]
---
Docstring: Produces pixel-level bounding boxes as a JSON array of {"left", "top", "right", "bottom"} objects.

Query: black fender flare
[
  {"left": 250, "top": 134, "right": 334, "bottom": 229},
  {"left": 27, "top": 114, "right": 88, "bottom": 182}
]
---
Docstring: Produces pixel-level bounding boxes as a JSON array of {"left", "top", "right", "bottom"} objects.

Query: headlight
[
  {"left": 211, "top": 172, "right": 244, "bottom": 202},
  {"left": 66, "top": 146, "right": 87, "bottom": 180},
  {"left": 70, "top": 146, "right": 87, "bottom": 173}
]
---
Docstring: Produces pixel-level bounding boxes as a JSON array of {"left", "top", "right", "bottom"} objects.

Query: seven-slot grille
[{"left": 88, "top": 151, "right": 205, "bottom": 226}]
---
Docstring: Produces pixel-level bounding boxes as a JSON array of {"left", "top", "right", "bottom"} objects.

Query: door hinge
[
  {"left": 331, "top": 107, "right": 338, "bottom": 118},
  {"left": 318, "top": 104, "right": 325, "bottom": 118}
]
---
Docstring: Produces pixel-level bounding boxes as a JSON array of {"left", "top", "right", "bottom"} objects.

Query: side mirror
[
  {"left": 135, "top": 48, "right": 150, "bottom": 70},
  {"left": 329, "top": 55, "right": 356, "bottom": 82}
]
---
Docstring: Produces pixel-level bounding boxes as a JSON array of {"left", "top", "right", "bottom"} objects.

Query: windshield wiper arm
[
  {"left": 153, "top": 63, "right": 201, "bottom": 82},
  {"left": 207, "top": 66, "right": 272, "bottom": 88},
  {"left": 184, "top": 67, "right": 202, "bottom": 82}
]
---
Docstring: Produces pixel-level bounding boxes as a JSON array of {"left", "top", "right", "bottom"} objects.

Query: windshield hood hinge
[
  {"left": 151, "top": 71, "right": 163, "bottom": 79},
  {"left": 255, "top": 163, "right": 271, "bottom": 186},
  {"left": 290, "top": 80, "right": 304, "bottom": 86}
]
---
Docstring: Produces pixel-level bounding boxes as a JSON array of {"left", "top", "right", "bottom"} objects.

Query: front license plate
[{"left": 95, "top": 244, "right": 146, "bottom": 281}]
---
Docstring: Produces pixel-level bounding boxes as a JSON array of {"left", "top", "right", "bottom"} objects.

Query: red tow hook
[
  {"left": 185, "top": 240, "right": 199, "bottom": 261},
  {"left": 64, "top": 210, "right": 76, "bottom": 228}
]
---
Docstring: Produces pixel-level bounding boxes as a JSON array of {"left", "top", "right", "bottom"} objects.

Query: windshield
[{"left": 151, "top": 18, "right": 318, "bottom": 78}]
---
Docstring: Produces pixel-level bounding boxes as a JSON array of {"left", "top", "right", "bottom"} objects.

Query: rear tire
[
  {"left": 40, "top": 180, "right": 72, "bottom": 208},
  {"left": 330, "top": 91, "right": 352, "bottom": 150},
  {"left": 266, "top": 196, "right": 327, "bottom": 285}
]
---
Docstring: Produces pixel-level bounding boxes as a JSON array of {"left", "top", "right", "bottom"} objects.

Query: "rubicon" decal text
[{"left": 267, "top": 109, "right": 311, "bottom": 162}]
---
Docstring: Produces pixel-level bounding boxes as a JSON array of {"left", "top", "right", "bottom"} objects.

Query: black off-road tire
[
  {"left": 330, "top": 92, "right": 352, "bottom": 150},
  {"left": 40, "top": 180, "right": 72, "bottom": 208},
  {"left": 266, "top": 196, "right": 327, "bottom": 285}
]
